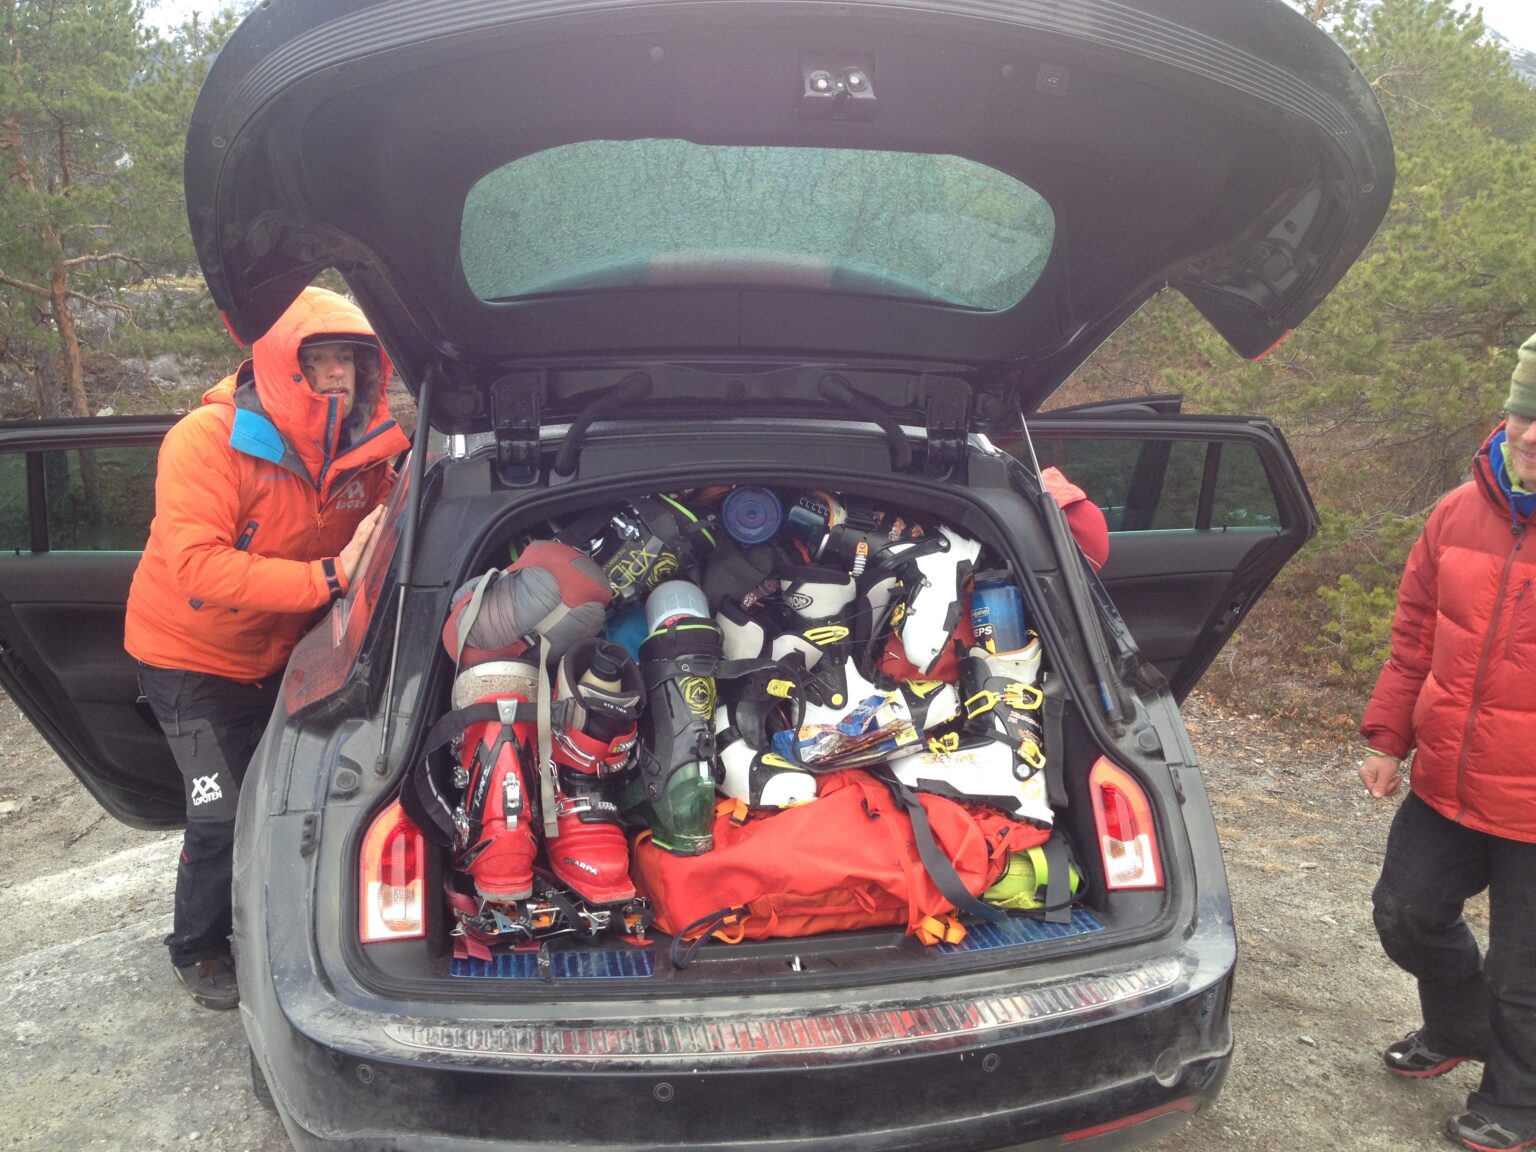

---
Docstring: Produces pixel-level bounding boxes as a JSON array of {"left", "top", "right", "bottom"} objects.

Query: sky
[{"left": 145, "top": 0, "right": 1536, "bottom": 52}]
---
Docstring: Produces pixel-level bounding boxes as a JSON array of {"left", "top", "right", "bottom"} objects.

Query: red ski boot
[
  {"left": 452, "top": 661, "right": 541, "bottom": 902},
  {"left": 547, "top": 639, "right": 645, "bottom": 905}
]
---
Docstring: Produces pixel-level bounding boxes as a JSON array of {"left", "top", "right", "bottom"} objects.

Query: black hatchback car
[{"left": 0, "top": 1, "right": 1392, "bottom": 1148}]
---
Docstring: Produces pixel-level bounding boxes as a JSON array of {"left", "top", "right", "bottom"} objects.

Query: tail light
[
  {"left": 360, "top": 800, "right": 426, "bottom": 943},
  {"left": 1088, "top": 757, "right": 1163, "bottom": 890}
]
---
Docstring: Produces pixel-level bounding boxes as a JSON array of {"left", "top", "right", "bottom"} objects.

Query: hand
[
  {"left": 337, "top": 505, "right": 386, "bottom": 585},
  {"left": 1358, "top": 753, "right": 1403, "bottom": 799}
]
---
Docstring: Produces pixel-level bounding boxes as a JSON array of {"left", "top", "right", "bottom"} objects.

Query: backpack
[{"left": 630, "top": 769, "right": 1052, "bottom": 964}]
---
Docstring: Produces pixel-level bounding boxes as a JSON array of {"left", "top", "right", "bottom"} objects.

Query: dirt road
[{"left": 0, "top": 693, "right": 1478, "bottom": 1151}]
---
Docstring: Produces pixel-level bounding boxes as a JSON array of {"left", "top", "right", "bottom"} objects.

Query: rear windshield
[{"left": 460, "top": 140, "right": 1054, "bottom": 311}]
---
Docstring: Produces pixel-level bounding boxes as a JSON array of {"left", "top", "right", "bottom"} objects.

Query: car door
[
  {"left": 1018, "top": 404, "right": 1318, "bottom": 701},
  {"left": 0, "top": 417, "right": 180, "bottom": 828}
]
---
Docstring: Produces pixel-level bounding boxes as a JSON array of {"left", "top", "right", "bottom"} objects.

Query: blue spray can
[{"left": 970, "top": 576, "right": 1029, "bottom": 654}]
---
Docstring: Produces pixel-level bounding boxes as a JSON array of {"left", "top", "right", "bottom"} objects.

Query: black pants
[
  {"left": 138, "top": 665, "right": 280, "bottom": 968},
  {"left": 1372, "top": 791, "right": 1536, "bottom": 1129}
]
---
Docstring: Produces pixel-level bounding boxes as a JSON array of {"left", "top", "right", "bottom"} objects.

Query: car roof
[{"left": 186, "top": 0, "right": 1393, "bottom": 432}]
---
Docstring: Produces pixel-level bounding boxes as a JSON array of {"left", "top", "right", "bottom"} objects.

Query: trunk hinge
[
  {"left": 924, "top": 376, "right": 971, "bottom": 476},
  {"left": 491, "top": 375, "right": 542, "bottom": 487}
]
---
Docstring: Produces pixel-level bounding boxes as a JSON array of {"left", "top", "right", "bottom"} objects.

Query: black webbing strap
[
  {"left": 419, "top": 699, "right": 538, "bottom": 760},
  {"left": 882, "top": 776, "right": 1005, "bottom": 923},
  {"left": 1041, "top": 673, "right": 1068, "bottom": 810},
  {"left": 670, "top": 906, "right": 746, "bottom": 969},
  {"left": 1040, "top": 835, "right": 1074, "bottom": 924}
]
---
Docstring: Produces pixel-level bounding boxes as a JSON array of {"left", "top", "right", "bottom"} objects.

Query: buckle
[
  {"left": 927, "top": 732, "right": 961, "bottom": 757},
  {"left": 1015, "top": 740, "right": 1047, "bottom": 772},
  {"left": 802, "top": 624, "right": 850, "bottom": 647},
  {"left": 1003, "top": 682, "right": 1044, "bottom": 710},
  {"left": 964, "top": 688, "right": 1001, "bottom": 719}
]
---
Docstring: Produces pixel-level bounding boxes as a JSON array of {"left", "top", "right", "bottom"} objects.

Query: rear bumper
[
  {"left": 245, "top": 910, "right": 1233, "bottom": 1152},
  {"left": 255, "top": 979, "right": 1229, "bottom": 1151}
]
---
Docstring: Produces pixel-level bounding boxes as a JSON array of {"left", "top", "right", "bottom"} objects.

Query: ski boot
[
  {"left": 451, "top": 661, "right": 542, "bottom": 901},
  {"left": 625, "top": 595, "right": 725, "bottom": 855},
  {"left": 572, "top": 495, "right": 718, "bottom": 611},
  {"left": 547, "top": 639, "right": 646, "bottom": 905},
  {"left": 888, "top": 637, "right": 1053, "bottom": 825}
]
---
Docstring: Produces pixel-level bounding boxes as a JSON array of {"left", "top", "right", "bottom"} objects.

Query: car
[{"left": 0, "top": 0, "right": 1393, "bottom": 1148}]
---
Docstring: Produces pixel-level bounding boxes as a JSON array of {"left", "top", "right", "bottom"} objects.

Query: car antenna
[{"left": 375, "top": 362, "right": 438, "bottom": 775}]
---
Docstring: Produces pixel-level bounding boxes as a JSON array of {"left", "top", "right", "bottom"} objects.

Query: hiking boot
[
  {"left": 1445, "top": 1111, "right": 1536, "bottom": 1151},
  {"left": 1384, "top": 1029, "right": 1476, "bottom": 1078},
  {"left": 173, "top": 954, "right": 239, "bottom": 1010}
]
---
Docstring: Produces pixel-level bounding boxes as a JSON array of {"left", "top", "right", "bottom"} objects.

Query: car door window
[
  {"left": 0, "top": 445, "right": 158, "bottom": 552},
  {"left": 1033, "top": 436, "right": 1279, "bottom": 532}
]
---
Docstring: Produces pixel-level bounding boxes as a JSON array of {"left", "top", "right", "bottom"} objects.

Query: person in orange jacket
[{"left": 126, "top": 286, "right": 410, "bottom": 1010}]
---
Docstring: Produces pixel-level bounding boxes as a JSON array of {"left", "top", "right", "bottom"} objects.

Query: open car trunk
[{"left": 352, "top": 437, "right": 1178, "bottom": 995}]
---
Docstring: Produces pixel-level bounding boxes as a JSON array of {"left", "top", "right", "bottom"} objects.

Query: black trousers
[
  {"left": 138, "top": 665, "right": 280, "bottom": 968},
  {"left": 1372, "top": 791, "right": 1536, "bottom": 1128}
]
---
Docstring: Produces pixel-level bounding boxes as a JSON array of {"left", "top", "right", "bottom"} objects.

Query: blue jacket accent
[{"left": 230, "top": 405, "right": 287, "bottom": 465}]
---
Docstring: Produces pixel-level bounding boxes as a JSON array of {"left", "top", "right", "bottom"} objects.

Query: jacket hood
[{"left": 210, "top": 287, "right": 400, "bottom": 485}]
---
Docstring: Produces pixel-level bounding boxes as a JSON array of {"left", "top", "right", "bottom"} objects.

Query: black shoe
[
  {"left": 1445, "top": 1111, "right": 1536, "bottom": 1151},
  {"left": 1384, "top": 1029, "right": 1476, "bottom": 1078},
  {"left": 173, "top": 954, "right": 239, "bottom": 1010}
]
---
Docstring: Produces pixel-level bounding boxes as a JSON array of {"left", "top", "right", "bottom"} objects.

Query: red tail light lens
[
  {"left": 1088, "top": 757, "right": 1163, "bottom": 890},
  {"left": 359, "top": 800, "right": 426, "bottom": 943}
]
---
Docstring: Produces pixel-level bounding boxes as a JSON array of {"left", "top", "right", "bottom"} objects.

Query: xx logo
[{"left": 191, "top": 773, "right": 224, "bottom": 806}]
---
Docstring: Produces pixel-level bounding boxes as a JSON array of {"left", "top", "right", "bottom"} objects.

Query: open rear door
[
  {"left": 1019, "top": 409, "right": 1318, "bottom": 701},
  {"left": 0, "top": 417, "right": 181, "bottom": 827}
]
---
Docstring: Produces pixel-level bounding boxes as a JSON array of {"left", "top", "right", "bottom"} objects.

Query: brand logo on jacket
[
  {"left": 334, "top": 479, "right": 369, "bottom": 512},
  {"left": 191, "top": 774, "right": 224, "bottom": 806}
]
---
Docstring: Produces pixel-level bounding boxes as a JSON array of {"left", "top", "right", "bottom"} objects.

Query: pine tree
[{"left": 0, "top": 0, "right": 232, "bottom": 422}]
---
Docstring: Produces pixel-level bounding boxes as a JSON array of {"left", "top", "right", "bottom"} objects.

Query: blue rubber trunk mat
[
  {"left": 452, "top": 948, "right": 658, "bottom": 980},
  {"left": 450, "top": 910, "right": 1104, "bottom": 978},
  {"left": 936, "top": 908, "right": 1105, "bottom": 953}
]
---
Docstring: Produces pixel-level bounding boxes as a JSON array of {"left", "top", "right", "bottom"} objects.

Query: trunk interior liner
[{"left": 447, "top": 909, "right": 1105, "bottom": 979}]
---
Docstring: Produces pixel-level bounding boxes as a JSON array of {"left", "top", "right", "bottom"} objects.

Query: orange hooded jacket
[{"left": 125, "top": 288, "right": 412, "bottom": 682}]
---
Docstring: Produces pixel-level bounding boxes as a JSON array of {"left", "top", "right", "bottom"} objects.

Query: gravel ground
[{"left": 0, "top": 692, "right": 1482, "bottom": 1151}]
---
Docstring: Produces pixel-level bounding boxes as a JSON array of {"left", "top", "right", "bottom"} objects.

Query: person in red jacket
[
  {"left": 1359, "top": 331, "right": 1536, "bottom": 1152},
  {"left": 126, "top": 286, "right": 410, "bottom": 1010},
  {"left": 1041, "top": 465, "right": 1110, "bottom": 572}
]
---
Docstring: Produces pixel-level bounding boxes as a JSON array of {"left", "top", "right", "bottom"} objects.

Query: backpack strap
[
  {"left": 881, "top": 775, "right": 1005, "bottom": 923},
  {"left": 670, "top": 906, "right": 749, "bottom": 969},
  {"left": 1039, "top": 834, "right": 1075, "bottom": 924}
]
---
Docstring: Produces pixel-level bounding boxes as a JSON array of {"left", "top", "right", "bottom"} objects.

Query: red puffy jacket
[
  {"left": 1361, "top": 427, "right": 1536, "bottom": 842},
  {"left": 125, "top": 288, "right": 411, "bottom": 682}
]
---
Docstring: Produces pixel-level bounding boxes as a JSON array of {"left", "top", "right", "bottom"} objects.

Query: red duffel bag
[{"left": 631, "top": 769, "right": 1051, "bottom": 963}]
